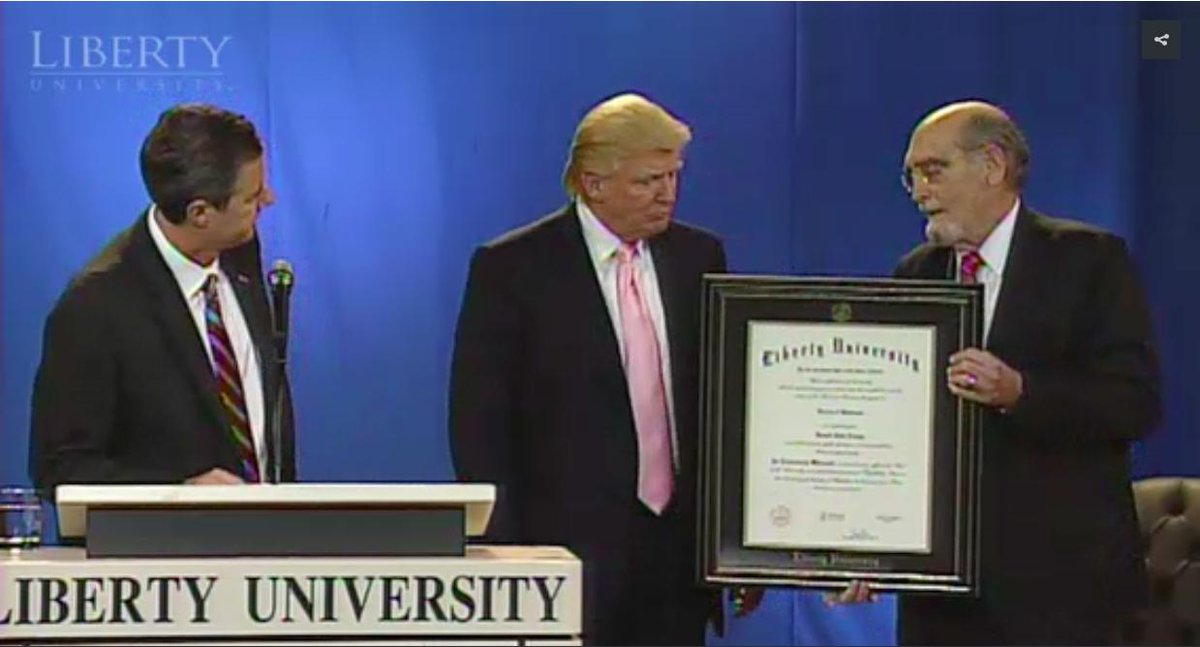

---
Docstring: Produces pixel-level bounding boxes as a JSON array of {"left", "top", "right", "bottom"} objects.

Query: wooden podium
[{"left": 0, "top": 484, "right": 581, "bottom": 646}]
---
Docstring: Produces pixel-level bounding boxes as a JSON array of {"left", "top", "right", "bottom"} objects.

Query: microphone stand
[
  {"left": 270, "top": 345, "right": 287, "bottom": 484},
  {"left": 268, "top": 262, "right": 293, "bottom": 485}
]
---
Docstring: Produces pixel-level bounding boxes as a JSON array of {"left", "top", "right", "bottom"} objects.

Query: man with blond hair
[{"left": 449, "top": 93, "right": 726, "bottom": 645}]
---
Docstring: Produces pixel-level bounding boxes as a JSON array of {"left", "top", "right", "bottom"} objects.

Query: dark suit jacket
[
  {"left": 895, "top": 206, "right": 1160, "bottom": 643},
  {"left": 30, "top": 211, "right": 296, "bottom": 494},
  {"left": 449, "top": 204, "right": 726, "bottom": 639}
]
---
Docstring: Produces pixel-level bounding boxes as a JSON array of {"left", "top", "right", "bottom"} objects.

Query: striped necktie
[{"left": 202, "top": 274, "right": 259, "bottom": 482}]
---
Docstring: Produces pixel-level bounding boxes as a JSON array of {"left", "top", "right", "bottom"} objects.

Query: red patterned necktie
[
  {"left": 203, "top": 275, "right": 259, "bottom": 482},
  {"left": 959, "top": 248, "right": 984, "bottom": 284}
]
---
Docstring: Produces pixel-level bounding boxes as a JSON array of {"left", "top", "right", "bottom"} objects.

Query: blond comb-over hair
[{"left": 563, "top": 93, "right": 692, "bottom": 198}]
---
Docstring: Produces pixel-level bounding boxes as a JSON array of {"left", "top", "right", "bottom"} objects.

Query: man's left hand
[{"left": 948, "top": 348, "right": 1023, "bottom": 410}]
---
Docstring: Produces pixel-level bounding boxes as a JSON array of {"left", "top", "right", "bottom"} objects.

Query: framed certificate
[{"left": 698, "top": 275, "right": 983, "bottom": 594}]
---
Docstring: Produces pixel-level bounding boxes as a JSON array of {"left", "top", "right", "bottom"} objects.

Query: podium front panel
[{"left": 0, "top": 546, "right": 580, "bottom": 644}]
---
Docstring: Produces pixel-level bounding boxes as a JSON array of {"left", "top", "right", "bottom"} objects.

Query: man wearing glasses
[{"left": 836, "top": 100, "right": 1160, "bottom": 645}]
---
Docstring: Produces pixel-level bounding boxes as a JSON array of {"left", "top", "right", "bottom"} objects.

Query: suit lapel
[
  {"left": 985, "top": 207, "right": 1042, "bottom": 356},
  {"left": 128, "top": 213, "right": 229, "bottom": 436},
  {"left": 903, "top": 212, "right": 1040, "bottom": 356},
  {"left": 555, "top": 208, "right": 629, "bottom": 397},
  {"left": 223, "top": 247, "right": 282, "bottom": 476},
  {"left": 903, "top": 245, "right": 955, "bottom": 280},
  {"left": 224, "top": 257, "right": 274, "bottom": 388},
  {"left": 648, "top": 229, "right": 689, "bottom": 459}
]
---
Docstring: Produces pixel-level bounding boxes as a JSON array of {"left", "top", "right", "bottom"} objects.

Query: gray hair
[{"left": 957, "top": 110, "right": 1031, "bottom": 189}]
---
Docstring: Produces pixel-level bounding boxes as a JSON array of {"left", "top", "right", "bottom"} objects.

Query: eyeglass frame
[{"left": 900, "top": 143, "right": 993, "bottom": 195}]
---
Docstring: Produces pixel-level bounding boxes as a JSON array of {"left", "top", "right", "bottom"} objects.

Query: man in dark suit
[
  {"left": 30, "top": 104, "right": 294, "bottom": 494},
  {"left": 449, "top": 94, "right": 726, "bottom": 645},
  {"left": 853, "top": 101, "right": 1159, "bottom": 644}
]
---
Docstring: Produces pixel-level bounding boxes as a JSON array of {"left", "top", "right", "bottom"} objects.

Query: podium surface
[
  {"left": 58, "top": 483, "right": 496, "bottom": 538},
  {"left": 56, "top": 484, "right": 496, "bottom": 558}
]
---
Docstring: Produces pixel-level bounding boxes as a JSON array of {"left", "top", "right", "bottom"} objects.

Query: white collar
[
  {"left": 963, "top": 197, "right": 1020, "bottom": 276},
  {"left": 576, "top": 199, "right": 646, "bottom": 264},
  {"left": 146, "top": 205, "right": 222, "bottom": 298}
]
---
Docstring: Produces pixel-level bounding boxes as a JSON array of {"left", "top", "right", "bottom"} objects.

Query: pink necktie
[
  {"left": 616, "top": 243, "right": 674, "bottom": 514},
  {"left": 959, "top": 248, "right": 984, "bottom": 284}
]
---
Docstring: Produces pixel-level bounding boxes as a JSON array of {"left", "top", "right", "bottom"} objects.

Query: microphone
[
  {"left": 266, "top": 259, "right": 294, "bottom": 485},
  {"left": 267, "top": 259, "right": 294, "bottom": 363}
]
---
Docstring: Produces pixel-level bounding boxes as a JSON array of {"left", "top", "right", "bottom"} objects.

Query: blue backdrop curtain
[{"left": 3, "top": 3, "right": 1196, "bottom": 645}]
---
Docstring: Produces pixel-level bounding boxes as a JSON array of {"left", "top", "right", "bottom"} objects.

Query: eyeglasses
[
  {"left": 901, "top": 145, "right": 989, "bottom": 194},
  {"left": 900, "top": 162, "right": 948, "bottom": 194}
]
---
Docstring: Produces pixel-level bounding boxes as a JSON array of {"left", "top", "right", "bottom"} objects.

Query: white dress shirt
[
  {"left": 148, "top": 207, "right": 266, "bottom": 477},
  {"left": 576, "top": 200, "right": 679, "bottom": 468},
  {"left": 956, "top": 198, "right": 1020, "bottom": 343}
]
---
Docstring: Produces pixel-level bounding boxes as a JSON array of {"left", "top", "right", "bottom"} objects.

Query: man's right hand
[
  {"left": 732, "top": 586, "right": 766, "bottom": 617},
  {"left": 823, "top": 580, "right": 877, "bottom": 606},
  {"left": 184, "top": 468, "right": 244, "bottom": 485}
]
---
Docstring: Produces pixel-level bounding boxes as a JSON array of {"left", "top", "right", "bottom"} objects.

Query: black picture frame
[{"left": 698, "top": 275, "right": 984, "bottom": 594}]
